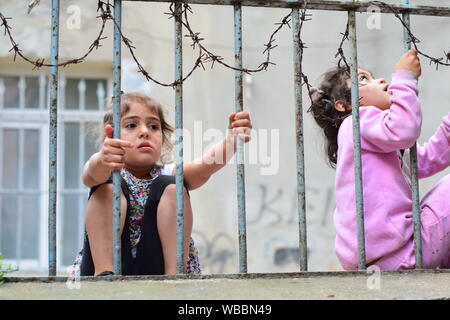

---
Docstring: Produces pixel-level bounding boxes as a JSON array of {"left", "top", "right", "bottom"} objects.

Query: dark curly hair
[{"left": 307, "top": 67, "right": 352, "bottom": 167}]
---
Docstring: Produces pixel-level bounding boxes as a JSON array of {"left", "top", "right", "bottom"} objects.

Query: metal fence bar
[
  {"left": 234, "top": 3, "right": 248, "bottom": 273},
  {"left": 124, "top": 0, "right": 450, "bottom": 17},
  {"left": 112, "top": 0, "right": 123, "bottom": 275},
  {"left": 174, "top": 2, "right": 186, "bottom": 274},
  {"left": 348, "top": 8, "right": 366, "bottom": 270},
  {"left": 48, "top": 0, "right": 60, "bottom": 277},
  {"left": 291, "top": 8, "right": 307, "bottom": 272},
  {"left": 402, "top": 0, "right": 423, "bottom": 269}
]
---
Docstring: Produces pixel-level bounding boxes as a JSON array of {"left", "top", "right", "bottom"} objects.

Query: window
[
  {"left": 1, "top": 128, "right": 41, "bottom": 260},
  {"left": 0, "top": 72, "right": 108, "bottom": 272},
  {"left": 0, "top": 75, "right": 46, "bottom": 110}
]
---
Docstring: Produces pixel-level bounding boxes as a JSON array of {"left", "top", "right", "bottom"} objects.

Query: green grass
[{"left": 0, "top": 253, "right": 18, "bottom": 284}]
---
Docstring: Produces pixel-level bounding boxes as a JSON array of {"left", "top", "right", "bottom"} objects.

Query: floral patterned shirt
[{"left": 71, "top": 164, "right": 201, "bottom": 276}]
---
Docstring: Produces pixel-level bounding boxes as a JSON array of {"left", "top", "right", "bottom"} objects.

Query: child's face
[
  {"left": 120, "top": 101, "right": 163, "bottom": 172},
  {"left": 356, "top": 69, "right": 392, "bottom": 110}
]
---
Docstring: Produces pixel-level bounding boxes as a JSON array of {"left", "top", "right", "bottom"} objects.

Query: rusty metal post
[
  {"left": 174, "top": 2, "right": 186, "bottom": 274},
  {"left": 234, "top": 2, "right": 248, "bottom": 273},
  {"left": 48, "top": 0, "right": 60, "bottom": 277},
  {"left": 402, "top": 0, "right": 423, "bottom": 269},
  {"left": 112, "top": 0, "right": 123, "bottom": 275},
  {"left": 348, "top": 8, "right": 366, "bottom": 270},
  {"left": 291, "top": 7, "right": 308, "bottom": 271}
]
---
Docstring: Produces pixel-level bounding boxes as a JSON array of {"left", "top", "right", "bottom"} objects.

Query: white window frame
[
  {"left": 1, "top": 67, "right": 111, "bottom": 273},
  {"left": 0, "top": 121, "right": 49, "bottom": 272}
]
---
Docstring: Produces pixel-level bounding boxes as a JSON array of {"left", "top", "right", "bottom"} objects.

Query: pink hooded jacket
[{"left": 334, "top": 70, "right": 450, "bottom": 270}]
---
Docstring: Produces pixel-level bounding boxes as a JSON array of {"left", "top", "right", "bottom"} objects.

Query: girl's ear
[{"left": 334, "top": 100, "right": 348, "bottom": 113}]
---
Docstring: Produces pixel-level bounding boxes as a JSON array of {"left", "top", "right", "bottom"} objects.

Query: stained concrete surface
[{"left": 2, "top": 271, "right": 450, "bottom": 300}]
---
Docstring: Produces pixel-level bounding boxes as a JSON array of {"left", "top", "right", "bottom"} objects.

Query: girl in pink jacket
[{"left": 309, "top": 49, "right": 450, "bottom": 270}]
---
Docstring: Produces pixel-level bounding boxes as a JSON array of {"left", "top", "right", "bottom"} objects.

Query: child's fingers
[
  {"left": 230, "top": 119, "right": 252, "bottom": 129},
  {"left": 403, "top": 48, "right": 417, "bottom": 59},
  {"left": 101, "top": 149, "right": 126, "bottom": 170},
  {"left": 230, "top": 127, "right": 252, "bottom": 141},
  {"left": 228, "top": 113, "right": 236, "bottom": 129},
  {"left": 103, "top": 153, "right": 125, "bottom": 164},
  {"left": 398, "top": 49, "right": 416, "bottom": 62},
  {"left": 234, "top": 111, "right": 250, "bottom": 121},
  {"left": 395, "top": 49, "right": 421, "bottom": 77},
  {"left": 104, "top": 124, "right": 114, "bottom": 139},
  {"left": 104, "top": 137, "right": 134, "bottom": 149},
  {"left": 103, "top": 125, "right": 134, "bottom": 148},
  {"left": 409, "top": 48, "right": 418, "bottom": 56},
  {"left": 104, "top": 162, "right": 125, "bottom": 170}
]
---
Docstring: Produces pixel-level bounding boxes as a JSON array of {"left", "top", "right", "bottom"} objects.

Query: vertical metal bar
[
  {"left": 48, "top": 0, "right": 60, "bottom": 277},
  {"left": 402, "top": 0, "right": 422, "bottom": 269},
  {"left": 234, "top": 3, "right": 247, "bottom": 273},
  {"left": 348, "top": 9, "right": 366, "bottom": 270},
  {"left": 174, "top": 2, "right": 185, "bottom": 274},
  {"left": 291, "top": 8, "right": 308, "bottom": 272},
  {"left": 112, "top": 0, "right": 122, "bottom": 275},
  {"left": 79, "top": 122, "right": 86, "bottom": 252}
]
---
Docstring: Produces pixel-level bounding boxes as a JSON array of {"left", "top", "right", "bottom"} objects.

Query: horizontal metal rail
[
  {"left": 6, "top": 268, "right": 450, "bottom": 283},
  {"left": 123, "top": 0, "right": 450, "bottom": 17}
]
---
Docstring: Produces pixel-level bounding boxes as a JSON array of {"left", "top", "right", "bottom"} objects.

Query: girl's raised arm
[
  {"left": 358, "top": 70, "right": 422, "bottom": 153},
  {"left": 178, "top": 112, "right": 252, "bottom": 190},
  {"left": 416, "top": 113, "right": 450, "bottom": 178},
  {"left": 358, "top": 50, "right": 423, "bottom": 153}
]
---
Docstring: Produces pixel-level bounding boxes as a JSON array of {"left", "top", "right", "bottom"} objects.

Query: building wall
[{"left": 1, "top": 0, "right": 449, "bottom": 274}]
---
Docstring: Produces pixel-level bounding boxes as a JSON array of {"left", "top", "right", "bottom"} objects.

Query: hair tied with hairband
[{"left": 310, "top": 87, "right": 325, "bottom": 103}]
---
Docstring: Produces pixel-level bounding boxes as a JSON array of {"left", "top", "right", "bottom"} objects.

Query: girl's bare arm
[{"left": 179, "top": 112, "right": 252, "bottom": 190}]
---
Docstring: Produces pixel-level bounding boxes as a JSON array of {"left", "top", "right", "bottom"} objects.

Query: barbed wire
[
  {"left": 1, "top": 0, "right": 448, "bottom": 90},
  {"left": 296, "top": 0, "right": 314, "bottom": 102},
  {"left": 374, "top": 1, "right": 450, "bottom": 70},
  {"left": 335, "top": 20, "right": 350, "bottom": 73},
  {"left": 336, "top": 1, "right": 450, "bottom": 72},
  {"left": 129, "top": 1, "right": 299, "bottom": 87},
  {"left": 0, "top": 0, "right": 301, "bottom": 87},
  {"left": 0, "top": 2, "right": 111, "bottom": 70},
  {"left": 27, "top": 0, "right": 41, "bottom": 14}
]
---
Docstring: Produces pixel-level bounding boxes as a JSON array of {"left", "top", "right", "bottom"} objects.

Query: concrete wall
[{"left": 1, "top": 0, "right": 449, "bottom": 274}]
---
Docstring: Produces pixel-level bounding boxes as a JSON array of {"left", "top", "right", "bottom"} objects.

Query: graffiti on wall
[
  {"left": 248, "top": 182, "right": 337, "bottom": 271},
  {"left": 191, "top": 230, "right": 237, "bottom": 274},
  {"left": 195, "top": 181, "right": 338, "bottom": 273},
  {"left": 247, "top": 183, "right": 335, "bottom": 230}
]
